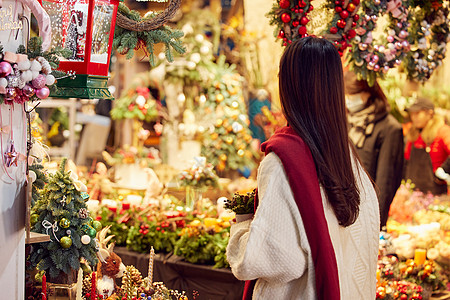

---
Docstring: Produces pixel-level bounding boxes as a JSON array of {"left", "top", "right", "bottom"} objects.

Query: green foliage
[
  {"left": 126, "top": 220, "right": 180, "bottom": 254},
  {"left": 174, "top": 228, "right": 230, "bottom": 268},
  {"left": 28, "top": 158, "right": 98, "bottom": 278},
  {"left": 110, "top": 86, "right": 159, "bottom": 122},
  {"left": 224, "top": 189, "right": 256, "bottom": 215},
  {"left": 29, "top": 163, "right": 48, "bottom": 207},
  {"left": 113, "top": 3, "right": 186, "bottom": 65},
  {"left": 96, "top": 206, "right": 135, "bottom": 246}
]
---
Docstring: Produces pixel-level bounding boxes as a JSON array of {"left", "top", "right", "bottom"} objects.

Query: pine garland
[{"left": 113, "top": 3, "right": 186, "bottom": 65}]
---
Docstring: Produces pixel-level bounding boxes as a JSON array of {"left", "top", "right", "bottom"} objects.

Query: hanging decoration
[
  {"left": 346, "top": 0, "right": 411, "bottom": 85},
  {"left": 402, "top": 2, "right": 450, "bottom": 82},
  {"left": 113, "top": 0, "right": 186, "bottom": 65},
  {"left": 0, "top": 38, "right": 69, "bottom": 105}
]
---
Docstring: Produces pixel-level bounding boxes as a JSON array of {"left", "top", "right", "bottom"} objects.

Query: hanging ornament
[
  {"left": 30, "top": 213, "right": 39, "bottom": 226},
  {"left": 92, "top": 220, "right": 102, "bottom": 232},
  {"left": 59, "top": 218, "right": 70, "bottom": 228},
  {"left": 0, "top": 61, "right": 12, "bottom": 77},
  {"left": 60, "top": 236, "right": 72, "bottom": 248},
  {"left": 81, "top": 235, "right": 91, "bottom": 245},
  {"left": 4, "top": 141, "right": 18, "bottom": 167},
  {"left": 281, "top": 13, "right": 291, "bottom": 23},
  {"left": 87, "top": 226, "right": 97, "bottom": 238},
  {"left": 279, "top": 0, "right": 290, "bottom": 9}
]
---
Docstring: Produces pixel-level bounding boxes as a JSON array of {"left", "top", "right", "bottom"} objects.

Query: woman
[
  {"left": 344, "top": 71, "right": 404, "bottom": 229},
  {"left": 226, "top": 37, "right": 380, "bottom": 300}
]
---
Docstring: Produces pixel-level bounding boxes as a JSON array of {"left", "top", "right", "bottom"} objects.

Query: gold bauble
[
  {"left": 216, "top": 119, "right": 223, "bottom": 127},
  {"left": 226, "top": 137, "right": 234, "bottom": 144},
  {"left": 216, "top": 94, "right": 224, "bottom": 102},
  {"left": 219, "top": 154, "right": 227, "bottom": 161},
  {"left": 237, "top": 149, "right": 245, "bottom": 157}
]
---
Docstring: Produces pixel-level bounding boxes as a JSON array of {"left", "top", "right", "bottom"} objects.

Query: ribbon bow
[
  {"left": 42, "top": 220, "right": 60, "bottom": 242},
  {"left": 386, "top": 0, "right": 404, "bottom": 19}
]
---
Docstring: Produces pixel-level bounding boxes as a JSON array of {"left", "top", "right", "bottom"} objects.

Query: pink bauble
[
  {"left": 0, "top": 61, "right": 12, "bottom": 77},
  {"left": 5, "top": 87, "right": 16, "bottom": 99},
  {"left": 32, "top": 74, "right": 46, "bottom": 89},
  {"left": 36, "top": 86, "right": 50, "bottom": 99},
  {"left": 23, "top": 85, "right": 35, "bottom": 97},
  {"left": 387, "top": 36, "right": 394, "bottom": 43}
]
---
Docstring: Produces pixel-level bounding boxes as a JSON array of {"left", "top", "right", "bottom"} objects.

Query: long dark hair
[
  {"left": 344, "top": 71, "right": 389, "bottom": 114},
  {"left": 279, "top": 37, "right": 360, "bottom": 227}
]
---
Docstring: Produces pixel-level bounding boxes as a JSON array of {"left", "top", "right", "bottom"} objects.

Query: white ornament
[
  {"left": 0, "top": 78, "right": 7, "bottom": 88},
  {"left": 187, "top": 61, "right": 196, "bottom": 70},
  {"left": 81, "top": 235, "right": 91, "bottom": 244},
  {"left": 177, "top": 93, "right": 186, "bottom": 103},
  {"left": 200, "top": 45, "right": 210, "bottom": 55},
  {"left": 46, "top": 74, "right": 56, "bottom": 85},
  {"left": 30, "top": 60, "right": 42, "bottom": 72},
  {"left": 31, "top": 71, "right": 40, "bottom": 80},
  {"left": 17, "top": 60, "right": 31, "bottom": 71},
  {"left": 190, "top": 53, "right": 201, "bottom": 64},
  {"left": 21, "top": 70, "right": 33, "bottom": 82},
  {"left": 135, "top": 95, "right": 146, "bottom": 107},
  {"left": 195, "top": 34, "right": 204, "bottom": 43},
  {"left": 29, "top": 170, "right": 37, "bottom": 182},
  {"left": 232, "top": 122, "right": 244, "bottom": 133},
  {"left": 181, "top": 23, "right": 194, "bottom": 35},
  {"left": 158, "top": 52, "right": 165, "bottom": 60}
]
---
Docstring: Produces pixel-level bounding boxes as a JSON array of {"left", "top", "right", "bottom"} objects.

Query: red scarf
[{"left": 242, "top": 126, "right": 340, "bottom": 300}]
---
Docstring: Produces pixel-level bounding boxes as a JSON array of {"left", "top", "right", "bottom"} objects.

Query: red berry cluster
[
  {"left": 328, "top": 0, "right": 360, "bottom": 55},
  {"left": 85, "top": 293, "right": 104, "bottom": 299},
  {"left": 277, "top": 0, "right": 314, "bottom": 46},
  {"left": 139, "top": 224, "right": 150, "bottom": 235}
]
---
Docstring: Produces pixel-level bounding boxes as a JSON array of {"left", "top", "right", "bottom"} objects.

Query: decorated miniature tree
[
  {"left": 28, "top": 158, "right": 100, "bottom": 281},
  {"left": 201, "top": 59, "right": 258, "bottom": 176}
]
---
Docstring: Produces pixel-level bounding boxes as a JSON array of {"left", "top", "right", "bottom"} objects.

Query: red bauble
[
  {"left": 335, "top": 6, "right": 343, "bottom": 12},
  {"left": 292, "top": 20, "right": 300, "bottom": 27},
  {"left": 352, "top": 21, "right": 357, "bottom": 27},
  {"left": 308, "top": 5, "right": 313, "bottom": 11},
  {"left": 348, "top": 29, "right": 356, "bottom": 38},
  {"left": 352, "top": 0, "right": 360, "bottom": 5},
  {"left": 298, "top": 26, "right": 307, "bottom": 35},
  {"left": 330, "top": 27, "right": 338, "bottom": 34},
  {"left": 337, "top": 19, "right": 346, "bottom": 28},
  {"left": 353, "top": 14, "right": 359, "bottom": 21},
  {"left": 279, "top": 0, "right": 290, "bottom": 9},
  {"left": 347, "top": 3, "right": 356, "bottom": 12},
  {"left": 299, "top": 1, "right": 306, "bottom": 7},
  {"left": 300, "top": 16, "right": 309, "bottom": 25},
  {"left": 334, "top": 0, "right": 339, "bottom": 4},
  {"left": 281, "top": 13, "right": 291, "bottom": 23},
  {"left": 299, "top": 8, "right": 304, "bottom": 13},
  {"left": 340, "top": 10, "right": 349, "bottom": 19},
  {"left": 278, "top": 30, "right": 285, "bottom": 38}
]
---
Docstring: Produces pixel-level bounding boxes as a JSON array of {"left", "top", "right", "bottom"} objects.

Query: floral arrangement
[
  {"left": 103, "top": 146, "right": 161, "bottom": 167},
  {"left": 0, "top": 37, "right": 70, "bottom": 104},
  {"left": 110, "top": 86, "right": 160, "bottom": 122},
  {"left": 178, "top": 157, "right": 219, "bottom": 189},
  {"left": 224, "top": 189, "right": 256, "bottom": 215},
  {"left": 376, "top": 280, "right": 425, "bottom": 300}
]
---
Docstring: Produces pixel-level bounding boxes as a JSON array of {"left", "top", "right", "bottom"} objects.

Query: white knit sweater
[{"left": 226, "top": 152, "right": 380, "bottom": 299}]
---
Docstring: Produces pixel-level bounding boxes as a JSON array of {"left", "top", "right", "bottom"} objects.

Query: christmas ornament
[
  {"left": 36, "top": 86, "right": 50, "bottom": 99},
  {"left": 78, "top": 208, "right": 89, "bottom": 219},
  {"left": 281, "top": 13, "right": 292, "bottom": 23},
  {"left": 0, "top": 61, "right": 12, "bottom": 77},
  {"left": 279, "top": 0, "right": 290, "bottom": 9},
  {"left": 4, "top": 140, "right": 18, "bottom": 167},
  {"left": 30, "top": 213, "right": 39, "bottom": 225},
  {"left": 22, "top": 85, "right": 35, "bottom": 97},
  {"left": 92, "top": 220, "right": 102, "bottom": 232},
  {"left": 31, "top": 74, "right": 46, "bottom": 89},
  {"left": 81, "top": 235, "right": 91, "bottom": 245},
  {"left": 87, "top": 226, "right": 97, "bottom": 238},
  {"left": 59, "top": 218, "right": 70, "bottom": 228},
  {"left": 60, "top": 236, "right": 72, "bottom": 248}
]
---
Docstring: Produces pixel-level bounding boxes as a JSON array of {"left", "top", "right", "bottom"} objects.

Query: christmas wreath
[
  {"left": 346, "top": 0, "right": 411, "bottom": 86},
  {"left": 113, "top": 1, "right": 186, "bottom": 65},
  {"left": 402, "top": 1, "right": 450, "bottom": 82}
]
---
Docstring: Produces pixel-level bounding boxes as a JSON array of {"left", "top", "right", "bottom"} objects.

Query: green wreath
[
  {"left": 346, "top": 0, "right": 412, "bottom": 86},
  {"left": 113, "top": 2, "right": 186, "bottom": 65},
  {"left": 402, "top": 2, "right": 450, "bottom": 82}
]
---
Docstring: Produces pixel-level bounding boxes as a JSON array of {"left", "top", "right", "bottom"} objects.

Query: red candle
[
  {"left": 42, "top": 273, "right": 47, "bottom": 300},
  {"left": 91, "top": 272, "right": 96, "bottom": 300}
]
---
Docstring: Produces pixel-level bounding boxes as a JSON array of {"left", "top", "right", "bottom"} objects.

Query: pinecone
[
  {"left": 82, "top": 273, "right": 92, "bottom": 297},
  {"left": 123, "top": 265, "right": 143, "bottom": 287},
  {"left": 78, "top": 208, "right": 89, "bottom": 219}
]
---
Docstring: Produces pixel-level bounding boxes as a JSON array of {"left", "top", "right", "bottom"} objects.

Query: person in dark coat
[
  {"left": 344, "top": 72, "right": 404, "bottom": 230},
  {"left": 405, "top": 97, "right": 450, "bottom": 195}
]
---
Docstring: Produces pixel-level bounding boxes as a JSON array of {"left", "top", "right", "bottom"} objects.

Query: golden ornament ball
[{"left": 216, "top": 94, "right": 224, "bottom": 102}]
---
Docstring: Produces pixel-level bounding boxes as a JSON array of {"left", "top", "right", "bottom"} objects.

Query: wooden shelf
[{"left": 26, "top": 232, "right": 50, "bottom": 244}]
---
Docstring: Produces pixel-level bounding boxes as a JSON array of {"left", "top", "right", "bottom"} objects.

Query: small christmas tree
[{"left": 28, "top": 158, "right": 99, "bottom": 280}]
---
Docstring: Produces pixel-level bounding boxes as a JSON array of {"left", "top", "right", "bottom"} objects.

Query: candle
[
  {"left": 148, "top": 246, "right": 155, "bottom": 286},
  {"left": 414, "top": 249, "right": 427, "bottom": 265},
  {"left": 42, "top": 273, "right": 47, "bottom": 300},
  {"left": 76, "top": 268, "right": 83, "bottom": 300},
  {"left": 91, "top": 272, "right": 96, "bottom": 300}
]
